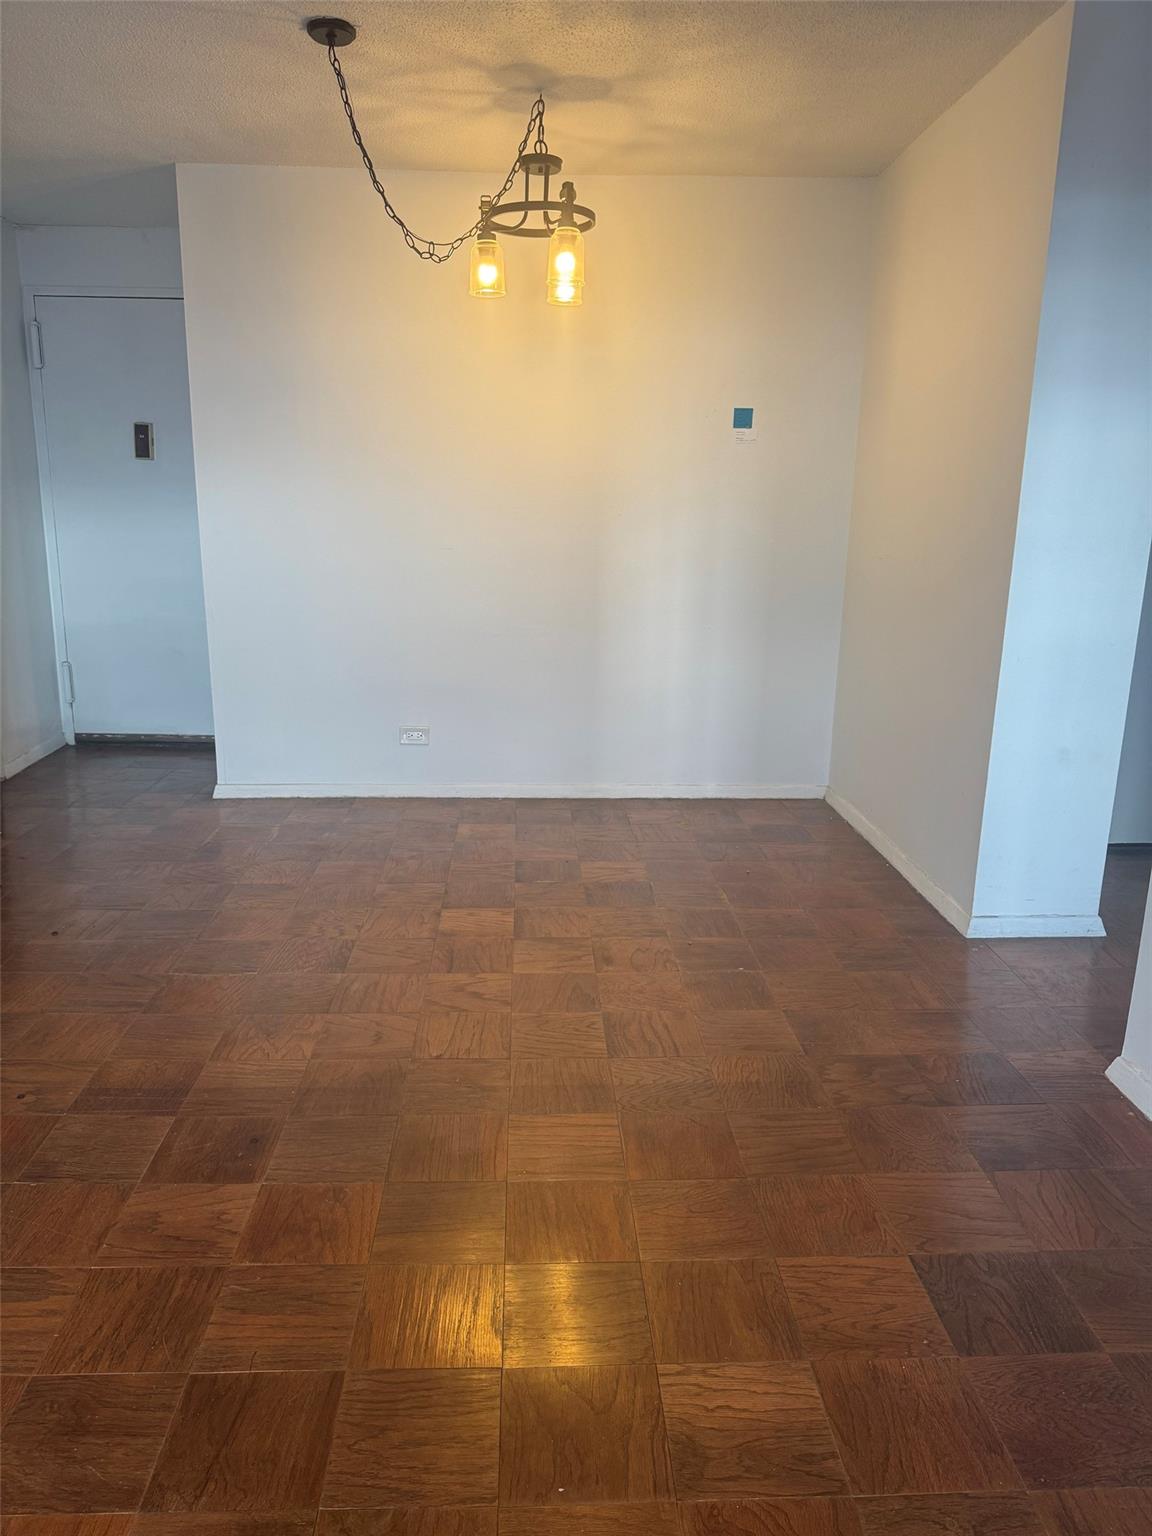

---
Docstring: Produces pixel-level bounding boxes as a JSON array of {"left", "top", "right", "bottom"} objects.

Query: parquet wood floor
[{"left": 2, "top": 745, "right": 1150, "bottom": 1534}]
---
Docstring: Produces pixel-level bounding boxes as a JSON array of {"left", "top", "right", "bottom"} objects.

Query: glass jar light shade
[
  {"left": 469, "top": 233, "right": 506, "bottom": 297},
  {"left": 547, "top": 224, "right": 584, "bottom": 305}
]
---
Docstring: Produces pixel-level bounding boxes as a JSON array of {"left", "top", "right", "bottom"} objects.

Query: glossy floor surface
[{"left": 2, "top": 745, "right": 1151, "bottom": 1536}]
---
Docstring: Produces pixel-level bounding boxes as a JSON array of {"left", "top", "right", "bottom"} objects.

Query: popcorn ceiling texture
[{"left": 2, "top": 0, "right": 1060, "bottom": 224}]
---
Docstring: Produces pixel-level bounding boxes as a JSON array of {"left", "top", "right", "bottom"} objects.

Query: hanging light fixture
[{"left": 307, "top": 17, "right": 596, "bottom": 304}]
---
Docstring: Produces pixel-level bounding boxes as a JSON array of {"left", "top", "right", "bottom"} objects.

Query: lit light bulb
[
  {"left": 546, "top": 222, "right": 585, "bottom": 306},
  {"left": 469, "top": 232, "right": 506, "bottom": 298}
]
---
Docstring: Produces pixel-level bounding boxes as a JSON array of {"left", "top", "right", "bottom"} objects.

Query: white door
[{"left": 35, "top": 295, "right": 213, "bottom": 736}]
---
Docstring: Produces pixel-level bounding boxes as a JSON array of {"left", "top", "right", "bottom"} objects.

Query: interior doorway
[{"left": 32, "top": 293, "right": 212, "bottom": 739}]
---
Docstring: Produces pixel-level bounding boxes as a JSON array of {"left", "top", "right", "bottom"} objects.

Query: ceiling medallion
[{"left": 307, "top": 17, "right": 595, "bottom": 305}]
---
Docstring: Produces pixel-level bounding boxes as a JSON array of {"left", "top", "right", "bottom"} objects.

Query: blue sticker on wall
[{"left": 733, "top": 407, "right": 754, "bottom": 429}]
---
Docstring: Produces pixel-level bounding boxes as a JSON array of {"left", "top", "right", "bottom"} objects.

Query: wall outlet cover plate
[{"left": 399, "top": 727, "right": 429, "bottom": 745}]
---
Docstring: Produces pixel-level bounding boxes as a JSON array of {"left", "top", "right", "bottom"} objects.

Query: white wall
[
  {"left": 1, "top": 218, "right": 62, "bottom": 776},
  {"left": 176, "top": 166, "right": 873, "bottom": 794},
  {"left": 15, "top": 225, "right": 182, "bottom": 290},
  {"left": 828, "top": 6, "right": 1073, "bottom": 929},
  {"left": 972, "top": 0, "right": 1152, "bottom": 933},
  {"left": 1111, "top": 555, "right": 1152, "bottom": 844}
]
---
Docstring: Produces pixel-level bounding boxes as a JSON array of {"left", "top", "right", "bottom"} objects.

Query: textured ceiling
[{"left": 1, "top": 0, "right": 1061, "bottom": 225}]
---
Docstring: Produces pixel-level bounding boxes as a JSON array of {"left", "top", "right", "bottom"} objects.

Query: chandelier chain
[{"left": 327, "top": 42, "right": 546, "bottom": 263}]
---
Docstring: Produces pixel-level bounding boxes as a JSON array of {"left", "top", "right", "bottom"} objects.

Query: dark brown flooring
[{"left": 2, "top": 743, "right": 1151, "bottom": 1536}]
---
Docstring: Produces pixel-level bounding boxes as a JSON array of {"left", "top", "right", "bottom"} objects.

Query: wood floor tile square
[
  {"left": 1048, "top": 1249, "right": 1152, "bottom": 1350},
  {"left": 438, "top": 908, "right": 515, "bottom": 938},
  {"left": 1, "top": 1181, "right": 131, "bottom": 1265},
  {"left": 729, "top": 1112, "right": 862, "bottom": 1176},
  {"left": 373, "top": 1181, "right": 506, "bottom": 1261},
  {"left": 659, "top": 1362, "right": 846, "bottom": 1498},
  {"left": 332, "top": 974, "right": 426, "bottom": 1015},
  {"left": 345, "top": 938, "right": 438, "bottom": 973},
  {"left": 110, "top": 1015, "right": 230, "bottom": 1061},
  {"left": 389, "top": 1113, "right": 508, "bottom": 1181},
  {"left": 643, "top": 1259, "right": 801, "bottom": 1362},
  {"left": 514, "top": 909, "right": 592, "bottom": 939},
  {"left": 870, "top": 1175, "right": 1035, "bottom": 1254},
  {"left": 511, "top": 1058, "right": 616, "bottom": 1113},
  {"left": 323, "top": 1369, "right": 501, "bottom": 1507},
  {"left": 210, "top": 1015, "right": 318, "bottom": 1063},
  {"left": 911, "top": 1253, "right": 1099, "bottom": 1356},
  {"left": 509, "top": 1114, "right": 625, "bottom": 1180},
  {"left": 514, "top": 940, "right": 598, "bottom": 974},
  {"left": 962, "top": 1353, "right": 1152, "bottom": 1489},
  {"left": 421, "top": 975, "right": 511, "bottom": 1013},
  {"left": 511, "top": 974, "right": 601, "bottom": 1014},
  {"left": 351, "top": 1263, "right": 502, "bottom": 1367},
  {"left": 814, "top": 1357, "right": 1022, "bottom": 1495},
  {"left": 499, "top": 1364, "right": 672, "bottom": 1504},
  {"left": 401, "top": 1060, "right": 510, "bottom": 1112},
  {"left": 180, "top": 1062, "right": 305, "bottom": 1117},
  {"left": 430, "top": 938, "right": 514, "bottom": 974},
  {"left": 599, "top": 976, "right": 693, "bottom": 1013},
  {"left": 1, "top": 1011, "right": 132, "bottom": 1063},
  {"left": 70, "top": 1059, "right": 201, "bottom": 1115},
  {"left": 602, "top": 1010, "right": 705, "bottom": 1058},
  {"left": 236, "top": 1182, "right": 381, "bottom": 1263},
  {"left": 2, "top": 1373, "right": 184, "bottom": 1513},
  {"left": 309, "top": 1014, "right": 418, "bottom": 1057},
  {"left": 506, "top": 1181, "right": 637, "bottom": 1261},
  {"left": 630, "top": 1180, "right": 770, "bottom": 1260},
  {"left": 683, "top": 972, "right": 777, "bottom": 1012},
  {"left": 680, "top": 1497, "right": 863, "bottom": 1535},
  {"left": 908, "top": 1054, "right": 1040, "bottom": 1106},
  {"left": 852, "top": 1494, "right": 1044, "bottom": 1534},
  {"left": 591, "top": 939, "right": 678, "bottom": 974},
  {"left": 38, "top": 1264, "right": 222, "bottom": 1375},
  {"left": 0, "top": 1109, "right": 57, "bottom": 1179},
  {"left": 948, "top": 1107, "right": 1114, "bottom": 1172},
  {"left": 754, "top": 1176, "right": 903, "bottom": 1258},
  {"left": 779, "top": 1257, "right": 954, "bottom": 1358},
  {"left": 264, "top": 1115, "right": 396, "bottom": 1181},
  {"left": 415, "top": 1012, "right": 511, "bottom": 1059},
  {"left": 0, "top": 1267, "right": 84, "bottom": 1371},
  {"left": 812, "top": 1057, "right": 938, "bottom": 1109},
  {"left": 19, "top": 1113, "right": 172, "bottom": 1180},
  {"left": 96, "top": 1184, "right": 259, "bottom": 1266},
  {"left": 711, "top": 1055, "right": 829, "bottom": 1110},
  {"left": 143, "top": 1370, "right": 343, "bottom": 1512},
  {"left": 610, "top": 1059, "right": 723, "bottom": 1112},
  {"left": 504, "top": 1263, "right": 651, "bottom": 1365},
  {"left": 992, "top": 1169, "right": 1152, "bottom": 1249},
  {"left": 194, "top": 1264, "right": 366, "bottom": 1370},
  {"left": 693, "top": 1010, "right": 803, "bottom": 1055},
  {"left": 844, "top": 1107, "right": 980, "bottom": 1173},
  {"left": 318, "top": 1508, "right": 496, "bottom": 1536},
  {"left": 620, "top": 1111, "right": 743, "bottom": 1180},
  {"left": 1030, "top": 1487, "right": 1152, "bottom": 1536},
  {"left": 502, "top": 1505, "right": 681, "bottom": 1535},
  {"left": 510, "top": 1014, "right": 609, "bottom": 1056},
  {"left": 292, "top": 1059, "right": 407, "bottom": 1117},
  {"left": 141, "top": 1116, "right": 281, "bottom": 1183}
]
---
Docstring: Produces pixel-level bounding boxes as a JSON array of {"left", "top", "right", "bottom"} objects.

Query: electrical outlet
[{"left": 400, "top": 726, "right": 429, "bottom": 746}]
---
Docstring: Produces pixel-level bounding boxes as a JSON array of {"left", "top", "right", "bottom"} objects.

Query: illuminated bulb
[
  {"left": 547, "top": 222, "right": 585, "bottom": 306},
  {"left": 469, "top": 232, "right": 506, "bottom": 298}
]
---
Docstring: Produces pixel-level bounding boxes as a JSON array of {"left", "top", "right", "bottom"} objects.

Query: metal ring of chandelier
[{"left": 307, "top": 16, "right": 595, "bottom": 303}]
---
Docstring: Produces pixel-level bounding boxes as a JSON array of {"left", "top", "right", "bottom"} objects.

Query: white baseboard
[
  {"left": 1, "top": 731, "right": 66, "bottom": 780},
  {"left": 824, "top": 787, "right": 973, "bottom": 934},
  {"left": 966, "top": 913, "right": 1107, "bottom": 939},
  {"left": 825, "top": 787, "right": 1109, "bottom": 939},
  {"left": 214, "top": 780, "right": 828, "bottom": 801},
  {"left": 1106, "top": 1055, "right": 1152, "bottom": 1120}
]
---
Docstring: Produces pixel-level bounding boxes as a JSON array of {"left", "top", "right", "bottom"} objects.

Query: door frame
[{"left": 22, "top": 283, "right": 185, "bottom": 744}]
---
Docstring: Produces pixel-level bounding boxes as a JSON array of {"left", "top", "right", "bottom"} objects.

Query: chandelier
[{"left": 307, "top": 17, "right": 595, "bottom": 305}]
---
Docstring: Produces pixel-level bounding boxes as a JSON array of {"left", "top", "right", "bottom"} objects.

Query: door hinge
[
  {"left": 61, "top": 660, "right": 75, "bottom": 705},
  {"left": 27, "top": 319, "right": 44, "bottom": 369}
]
